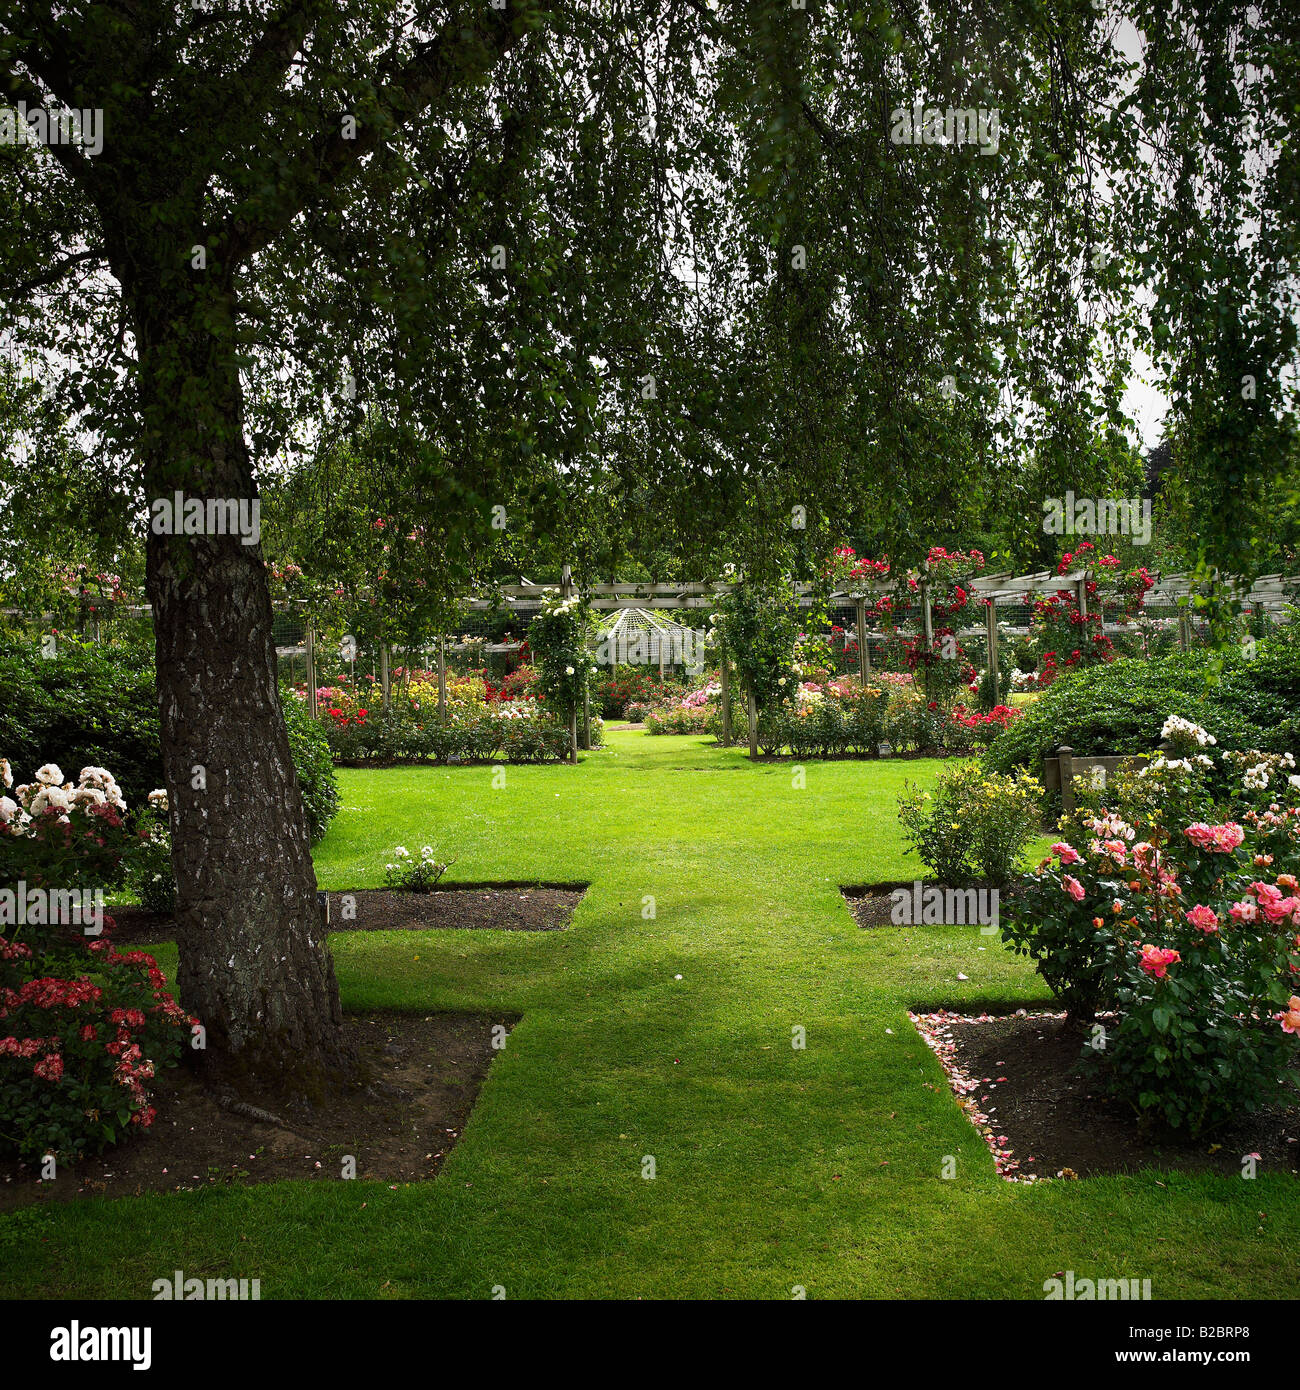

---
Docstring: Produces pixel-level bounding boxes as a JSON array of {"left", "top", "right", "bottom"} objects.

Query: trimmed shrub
[
  {"left": 982, "top": 643, "right": 1300, "bottom": 777},
  {"left": 0, "top": 642, "right": 339, "bottom": 844},
  {"left": 0, "top": 642, "right": 159, "bottom": 810},
  {"left": 281, "top": 694, "right": 339, "bottom": 842}
]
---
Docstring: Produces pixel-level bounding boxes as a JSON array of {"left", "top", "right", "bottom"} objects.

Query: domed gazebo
[{"left": 593, "top": 607, "right": 704, "bottom": 674}]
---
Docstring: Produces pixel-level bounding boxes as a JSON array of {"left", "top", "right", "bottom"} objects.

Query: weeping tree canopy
[
  {"left": 4, "top": 2, "right": 1191, "bottom": 570},
  {"left": 1, "top": 0, "right": 1295, "bottom": 1088}
]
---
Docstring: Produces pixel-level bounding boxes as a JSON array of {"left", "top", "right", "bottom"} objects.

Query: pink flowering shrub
[
  {"left": 0, "top": 759, "right": 196, "bottom": 1163},
  {"left": 1004, "top": 804, "right": 1300, "bottom": 1134},
  {"left": 0, "top": 921, "right": 197, "bottom": 1163}
]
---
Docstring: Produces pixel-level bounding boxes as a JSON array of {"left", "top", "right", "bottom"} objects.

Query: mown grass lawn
[{"left": 5, "top": 728, "right": 1297, "bottom": 1299}]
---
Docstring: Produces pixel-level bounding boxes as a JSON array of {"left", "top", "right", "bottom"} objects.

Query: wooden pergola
[{"left": 12, "top": 562, "right": 1294, "bottom": 760}]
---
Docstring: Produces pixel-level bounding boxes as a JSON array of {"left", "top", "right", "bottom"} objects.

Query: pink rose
[
  {"left": 1138, "top": 944, "right": 1181, "bottom": 979},
  {"left": 1184, "top": 822, "right": 1245, "bottom": 853},
  {"left": 1062, "top": 874, "right": 1086, "bottom": 902},
  {"left": 1185, "top": 904, "right": 1219, "bottom": 934},
  {"left": 1051, "top": 842, "right": 1081, "bottom": 865}
]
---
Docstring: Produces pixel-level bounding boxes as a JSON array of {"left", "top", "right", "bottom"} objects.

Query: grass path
[{"left": 5, "top": 730, "right": 1297, "bottom": 1298}]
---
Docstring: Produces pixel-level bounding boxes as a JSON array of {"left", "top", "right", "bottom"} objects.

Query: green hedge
[
  {"left": 322, "top": 709, "right": 584, "bottom": 764},
  {"left": 281, "top": 695, "right": 340, "bottom": 840},
  {"left": 0, "top": 641, "right": 339, "bottom": 842},
  {"left": 982, "top": 639, "right": 1300, "bottom": 775},
  {"left": 0, "top": 642, "right": 160, "bottom": 808}
]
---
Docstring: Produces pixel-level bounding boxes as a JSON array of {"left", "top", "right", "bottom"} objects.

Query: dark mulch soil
[
  {"left": 0, "top": 1011, "right": 515, "bottom": 1210},
  {"left": 110, "top": 884, "right": 586, "bottom": 945},
  {"left": 841, "top": 883, "right": 909, "bottom": 929},
  {"left": 945, "top": 1011, "right": 1300, "bottom": 1179},
  {"left": 841, "top": 881, "right": 1024, "bottom": 931}
]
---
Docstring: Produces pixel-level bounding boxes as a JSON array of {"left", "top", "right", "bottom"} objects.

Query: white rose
[
  {"left": 395, "top": 845, "right": 409, "bottom": 858},
  {"left": 35, "top": 763, "right": 63, "bottom": 786},
  {"left": 0, "top": 759, "right": 10, "bottom": 789},
  {"left": 565, "top": 666, "right": 575, "bottom": 675},
  {"left": 0, "top": 796, "right": 16, "bottom": 824}
]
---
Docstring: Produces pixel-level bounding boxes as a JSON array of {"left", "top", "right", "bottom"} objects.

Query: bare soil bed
[
  {"left": 915, "top": 1008, "right": 1300, "bottom": 1180},
  {"left": 840, "top": 881, "right": 1019, "bottom": 930},
  {"left": 0, "top": 1011, "right": 515, "bottom": 1210},
  {"left": 110, "top": 884, "right": 586, "bottom": 945}
]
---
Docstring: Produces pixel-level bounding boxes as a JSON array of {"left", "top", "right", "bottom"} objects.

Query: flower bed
[{"left": 643, "top": 679, "right": 721, "bottom": 735}]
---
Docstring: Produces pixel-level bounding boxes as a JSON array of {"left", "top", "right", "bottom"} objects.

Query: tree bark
[{"left": 137, "top": 299, "right": 349, "bottom": 1100}]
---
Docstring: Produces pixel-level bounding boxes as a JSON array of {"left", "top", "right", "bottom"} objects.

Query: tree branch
[
  {"left": 5, "top": 246, "right": 106, "bottom": 298},
  {"left": 228, "top": 0, "right": 330, "bottom": 111},
  {"left": 0, "top": 62, "right": 98, "bottom": 189},
  {"left": 218, "top": 5, "right": 532, "bottom": 267}
]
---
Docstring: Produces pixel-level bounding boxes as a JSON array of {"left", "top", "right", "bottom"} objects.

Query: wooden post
[
  {"left": 380, "top": 642, "right": 391, "bottom": 711},
  {"left": 920, "top": 578, "right": 933, "bottom": 650},
  {"left": 305, "top": 618, "right": 318, "bottom": 718},
  {"left": 582, "top": 686, "right": 592, "bottom": 750},
  {"left": 720, "top": 660, "right": 732, "bottom": 746},
  {"left": 1178, "top": 607, "right": 1191, "bottom": 651},
  {"left": 855, "top": 598, "right": 868, "bottom": 684},
  {"left": 746, "top": 685, "right": 758, "bottom": 759},
  {"left": 1058, "top": 745, "right": 1075, "bottom": 818},
  {"left": 984, "top": 601, "right": 1000, "bottom": 707},
  {"left": 1076, "top": 574, "right": 1088, "bottom": 624},
  {"left": 437, "top": 635, "right": 447, "bottom": 719}
]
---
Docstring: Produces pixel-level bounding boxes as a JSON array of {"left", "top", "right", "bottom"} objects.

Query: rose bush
[
  {"left": 0, "top": 928, "right": 196, "bottom": 1162},
  {"left": 1003, "top": 725, "right": 1300, "bottom": 1134},
  {"left": 383, "top": 844, "right": 451, "bottom": 893},
  {"left": 0, "top": 760, "right": 195, "bottom": 1163},
  {"left": 0, "top": 761, "right": 135, "bottom": 894},
  {"left": 126, "top": 790, "right": 175, "bottom": 914},
  {"left": 529, "top": 593, "right": 595, "bottom": 724}
]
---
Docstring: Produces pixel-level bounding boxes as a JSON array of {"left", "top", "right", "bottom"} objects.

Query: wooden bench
[{"left": 1042, "top": 745, "right": 1157, "bottom": 817}]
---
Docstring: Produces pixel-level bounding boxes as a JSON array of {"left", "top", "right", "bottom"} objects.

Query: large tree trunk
[{"left": 137, "top": 300, "right": 350, "bottom": 1101}]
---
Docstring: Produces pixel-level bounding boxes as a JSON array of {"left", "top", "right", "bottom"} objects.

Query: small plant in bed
[
  {"left": 383, "top": 845, "right": 453, "bottom": 893},
  {"left": 896, "top": 761, "right": 1043, "bottom": 888}
]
